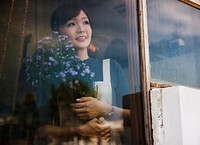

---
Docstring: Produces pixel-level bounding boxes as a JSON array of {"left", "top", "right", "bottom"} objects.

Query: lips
[{"left": 75, "top": 36, "right": 87, "bottom": 41}]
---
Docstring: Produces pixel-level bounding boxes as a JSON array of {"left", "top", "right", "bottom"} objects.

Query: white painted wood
[{"left": 151, "top": 86, "right": 200, "bottom": 145}]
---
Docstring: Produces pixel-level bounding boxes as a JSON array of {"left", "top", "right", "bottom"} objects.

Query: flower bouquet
[{"left": 26, "top": 31, "right": 95, "bottom": 127}]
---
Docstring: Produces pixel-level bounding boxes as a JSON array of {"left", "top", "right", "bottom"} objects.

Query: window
[
  {"left": 0, "top": 0, "right": 147, "bottom": 144},
  {"left": 147, "top": 0, "right": 200, "bottom": 89}
]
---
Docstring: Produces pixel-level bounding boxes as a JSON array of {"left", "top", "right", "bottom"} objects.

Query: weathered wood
[
  {"left": 123, "top": 93, "right": 146, "bottom": 145},
  {"left": 137, "top": 0, "right": 153, "bottom": 144},
  {"left": 179, "top": 0, "right": 200, "bottom": 9}
]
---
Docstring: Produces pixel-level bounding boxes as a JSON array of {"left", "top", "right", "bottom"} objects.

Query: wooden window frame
[
  {"left": 126, "top": 0, "right": 153, "bottom": 144},
  {"left": 179, "top": 0, "right": 200, "bottom": 9},
  {"left": 128, "top": 0, "right": 199, "bottom": 144}
]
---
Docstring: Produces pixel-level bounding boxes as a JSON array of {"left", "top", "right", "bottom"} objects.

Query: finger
[
  {"left": 101, "top": 132, "right": 111, "bottom": 139},
  {"left": 73, "top": 108, "right": 88, "bottom": 114},
  {"left": 76, "top": 97, "right": 93, "bottom": 102},
  {"left": 92, "top": 117, "right": 100, "bottom": 123},
  {"left": 100, "top": 134, "right": 111, "bottom": 142},
  {"left": 70, "top": 102, "right": 88, "bottom": 108},
  {"left": 76, "top": 112, "right": 95, "bottom": 120},
  {"left": 98, "top": 117, "right": 105, "bottom": 124},
  {"left": 73, "top": 109, "right": 89, "bottom": 118},
  {"left": 101, "top": 135, "right": 111, "bottom": 142},
  {"left": 100, "top": 127, "right": 111, "bottom": 137},
  {"left": 74, "top": 109, "right": 89, "bottom": 119}
]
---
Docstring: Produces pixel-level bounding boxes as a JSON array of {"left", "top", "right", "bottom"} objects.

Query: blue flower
[
  {"left": 90, "top": 72, "right": 95, "bottom": 78},
  {"left": 76, "top": 64, "right": 81, "bottom": 70},
  {"left": 59, "top": 72, "right": 66, "bottom": 78},
  {"left": 65, "top": 62, "right": 71, "bottom": 68},
  {"left": 49, "top": 56, "right": 58, "bottom": 64},
  {"left": 74, "top": 80, "right": 79, "bottom": 84},
  {"left": 43, "top": 36, "right": 52, "bottom": 40},
  {"left": 81, "top": 72, "right": 85, "bottom": 77},
  {"left": 68, "top": 81, "right": 73, "bottom": 88},
  {"left": 26, "top": 32, "right": 95, "bottom": 88},
  {"left": 83, "top": 66, "right": 90, "bottom": 74},
  {"left": 37, "top": 45, "right": 43, "bottom": 49},
  {"left": 70, "top": 70, "right": 78, "bottom": 76},
  {"left": 52, "top": 31, "right": 58, "bottom": 34},
  {"left": 36, "top": 55, "right": 41, "bottom": 60}
]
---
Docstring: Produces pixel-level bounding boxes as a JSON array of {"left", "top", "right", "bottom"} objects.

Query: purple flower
[
  {"left": 59, "top": 72, "right": 66, "bottom": 78},
  {"left": 70, "top": 70, "right": 78, "bottom": 76},
  {"left": 69, "top": 56, "right": 74, "bottom": 59},
  {"left": 49, "top": 57, "right": 58, "bottom": 64},
  {"left": 74, "top": 80, "right": 79, "bottom": 84},
  {"left": 65, "top": 62, "right": 71, "bottom": 68},
  {"left": 83, "top": 67, "right": 90, "bottom": 74},
  {"left": 28, "top": 57, "right": 32, "bottom": 62},
  {"left": 68, "top": 81, "right": 73, "bottom": 88},
  {"left": 66, "top": 44, "right": 73, "bottom": 48},
  {"left": 26, "top": 32, "right": 95, "bottom": 88},
  {"left": 50, "top": 49, "right": 54, "bottom": 53},
  {"left": 52, "top": 31, "right": 58, "bottom": 34},
  {"left": 37, "top": 45, "right": 43, "bottom": 49},
  {"left": 62, "top": 78, "right": 66, "bottom": 82},
  {"left": 43, "top": 36, "right": 52, "bottom": 40},
  {"left": 82, "top": 62, "right": 86, "bottom": 66},
  {"left": 76, "top": 64, "right": 81, "bottom": 70}
]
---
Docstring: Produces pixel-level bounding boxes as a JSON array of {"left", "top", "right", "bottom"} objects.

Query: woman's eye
[
  {"left": 66, "top": 22, "right": 75, "bottom": 27},
  {"left": 84, "top": 20, "right": 90, "bottom": 25}
]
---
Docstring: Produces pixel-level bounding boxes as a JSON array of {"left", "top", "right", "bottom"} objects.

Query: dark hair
[{"left": 51, "top": 2, "right": 92, "bottom": 32}]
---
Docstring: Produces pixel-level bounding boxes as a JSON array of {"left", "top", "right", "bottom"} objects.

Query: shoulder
[
  {"left": 102, "top": 59, "right": 124, "bottom": 77},
  {"left": 86, "top": 58, "right": 122, "bottom": 71},
  {"left": 108, "top": 59, "right": 123, "bottom": 71},
  {"left": 84, "top": 58, "right": 102, "bottom": 66}
]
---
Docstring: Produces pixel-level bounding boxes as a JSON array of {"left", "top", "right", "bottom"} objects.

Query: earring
[{"left": 89, "top": 42, "right": 96, "bottom": 53}]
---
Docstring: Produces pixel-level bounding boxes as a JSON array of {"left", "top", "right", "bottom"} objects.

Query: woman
[{"left": 35, "top": 2, "right": 130, "bottom": 145}]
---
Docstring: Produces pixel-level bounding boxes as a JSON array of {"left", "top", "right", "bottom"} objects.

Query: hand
[
  {"left": 70, "top": 97, "right": 111, "bottom": 120},
  {"left": 78, "top": 117, "right": 111, "bottom": 140},
  {"left": 34, "top": 125, "right": 61, "bottom": 144},
  {"left": 34, "top": 119, "right": 111, "bottom": 144},
  {"left": 98, "top": 117, "right": 111, "bottom": 142}
]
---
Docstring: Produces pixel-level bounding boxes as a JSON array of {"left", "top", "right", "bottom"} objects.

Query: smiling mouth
[{"left": 76, "top": 36, "right": 87, "bottom": 41}]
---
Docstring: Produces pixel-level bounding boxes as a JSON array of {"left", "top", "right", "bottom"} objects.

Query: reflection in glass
[
  {"left": 147, "top": 0, "right": 200, "bottom": 88},
  {"left": 0, "top": 0, "right": 140, "bottom": 144}
]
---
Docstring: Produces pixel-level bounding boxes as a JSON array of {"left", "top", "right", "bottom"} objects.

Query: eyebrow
[
  {"left": 82, "top": 17, "right": 88, "bottom": 19},
  {"left": 71, "top": 17, "right": 89, "bottom": 21}
]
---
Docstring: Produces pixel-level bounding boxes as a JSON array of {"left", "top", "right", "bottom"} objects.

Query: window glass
[
  {"left": 147, "top": 0, "right": 200, "bottom": 88},
  {"left": 0, "top": 0, "right": 140, "bottom": 144}
]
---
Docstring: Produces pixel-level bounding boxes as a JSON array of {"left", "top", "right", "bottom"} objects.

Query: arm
[
  {"left": 34, "top": 117, "right": 111, "bottom": 142},
  {"left": 70, "top": 97, "right": 130, "bottom": 120}
]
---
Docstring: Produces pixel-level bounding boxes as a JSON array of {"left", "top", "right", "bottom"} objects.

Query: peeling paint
[{"left": 150, "top": 88, "right": 164, "bottom": 145}]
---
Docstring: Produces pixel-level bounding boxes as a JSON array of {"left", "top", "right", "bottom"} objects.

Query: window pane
[
  {"left": 147, "top": 0, "right": 200, "bottom": 88},
  {"left": 0, "top": 0, "right": 140, "bottom": 144}
]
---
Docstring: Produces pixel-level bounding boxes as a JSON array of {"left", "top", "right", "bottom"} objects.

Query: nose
[{"left": 77, "top": 24, "right": 85, "bottom": 33}]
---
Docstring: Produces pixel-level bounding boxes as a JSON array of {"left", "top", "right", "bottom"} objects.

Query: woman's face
[{"left": 59, "top": 10, "right": 92, "bottom": 50}]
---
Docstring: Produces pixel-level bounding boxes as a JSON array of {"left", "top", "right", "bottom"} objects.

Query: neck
[{"left": 75, "top": 48, "right": 89, "bottom": 60}]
